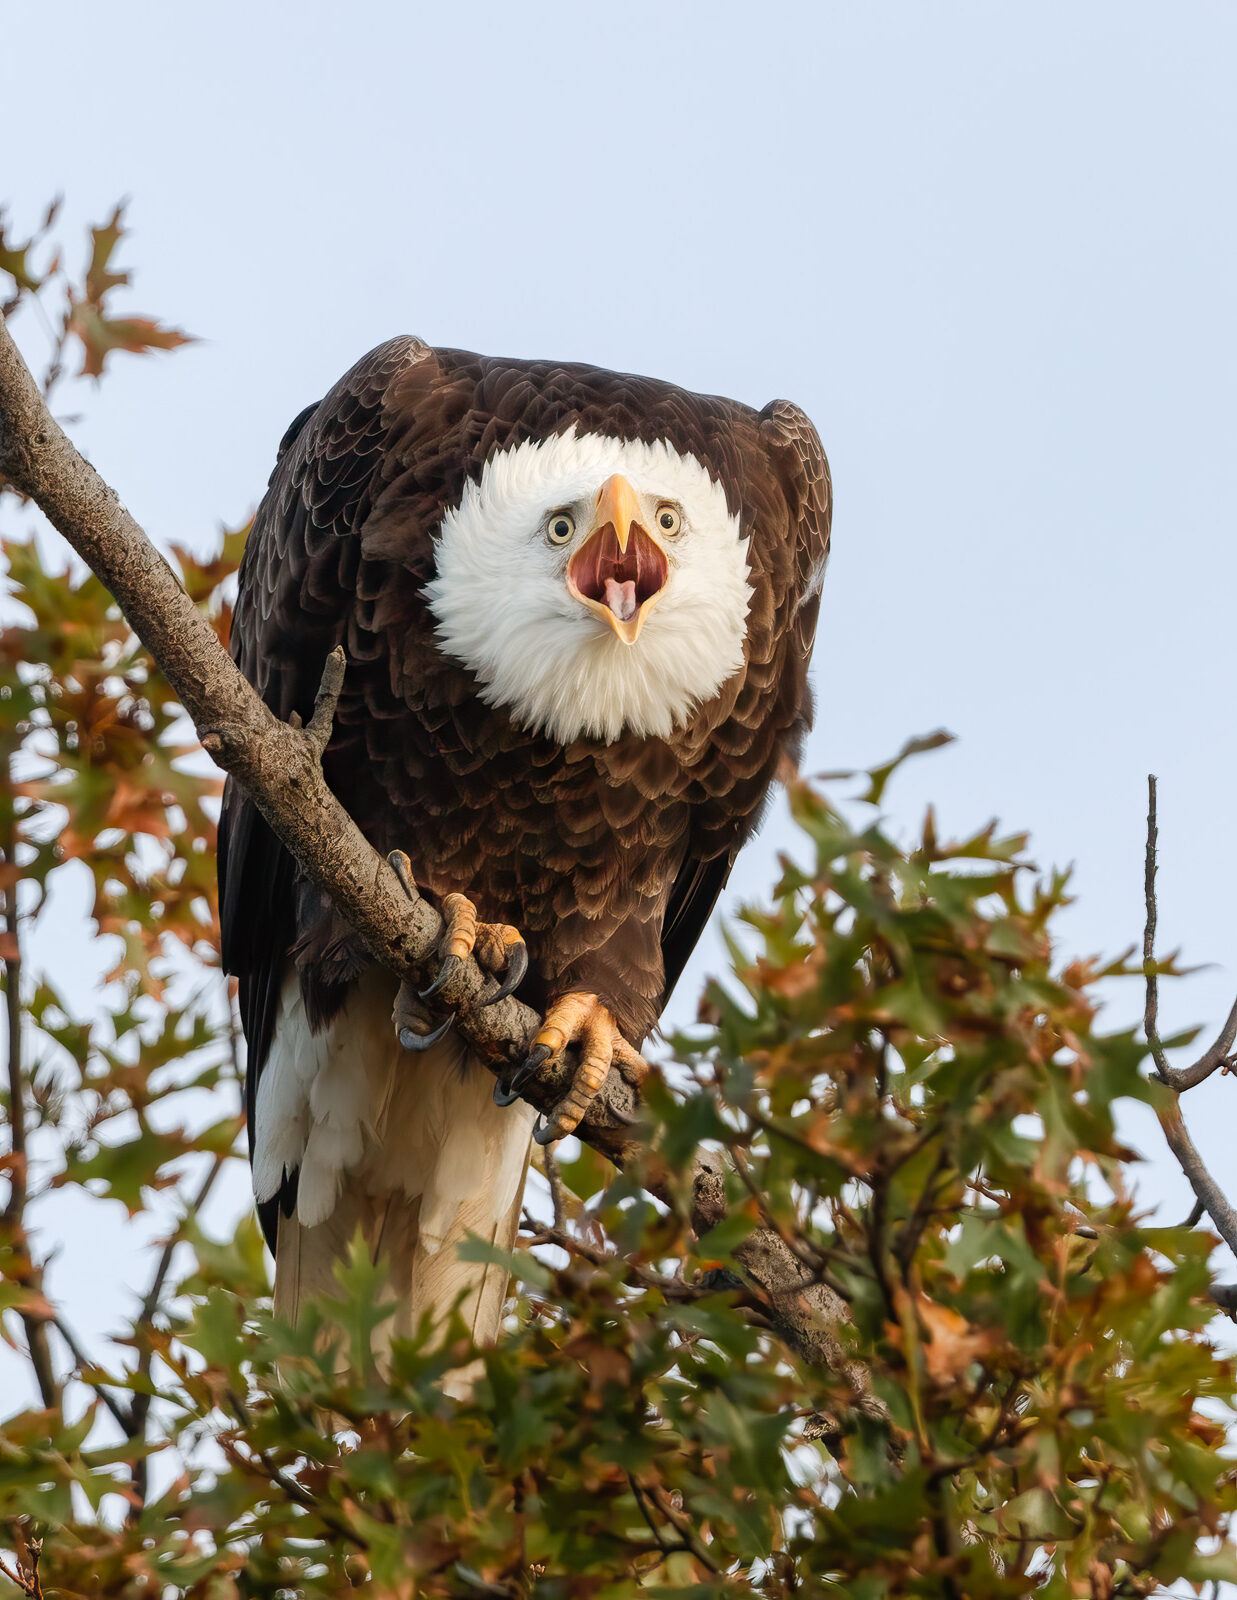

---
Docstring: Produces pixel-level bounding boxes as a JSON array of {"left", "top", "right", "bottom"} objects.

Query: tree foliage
[{"left": 0, "top": 202, "right": 1234, "bottom": 1599}]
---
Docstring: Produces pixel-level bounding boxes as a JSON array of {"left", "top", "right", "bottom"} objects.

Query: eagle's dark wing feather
[
  {"left": 757, "top": 395, "right": 833, "bottom": 717},
  {"left": 659, "top": 853, "right": 733, "bottom": 1006},
  {"left": 653, "top": 396, "right": 832, "bottom": 1010},
  {"left": 218, "top": 336, "right": 434, "bottom": 1245}
]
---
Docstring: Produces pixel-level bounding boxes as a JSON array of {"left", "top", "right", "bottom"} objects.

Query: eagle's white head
[{"left": 425, "top": 427, "right": 752, "bottom": 744}]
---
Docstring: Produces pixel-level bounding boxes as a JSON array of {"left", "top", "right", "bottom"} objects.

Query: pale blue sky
[{"left": 5, "top": 0, "right": 1237, "bottom": 1420}]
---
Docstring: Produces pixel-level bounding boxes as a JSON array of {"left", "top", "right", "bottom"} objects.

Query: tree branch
[
  {"left": 0, "top": 312, "right": 880, "bottom": 1413},
  {"left": 0, "top": 747, "right": 59, "bottom": 1413},
  {"left": 1, "top": 756, "right": 27, "bottom": 1232},
  {"left": 48, "top": 1317, "right": 133, "bottom": 1435},
  {"left": 128, "top": 1149, "right": 230, "bottom": 1507},
  {"left": 1144, "top": 775, "right": 1237, "bottom": 1091},
  {"left": 1156, "top": 1096, "right": 1237, "bottom": 1259},
  {"left": 1142, "top": 775, "right": 1237, "bottom": 1259},
  {"left": 0, "top": 1523, "right": 43, "bottom": 1600}
]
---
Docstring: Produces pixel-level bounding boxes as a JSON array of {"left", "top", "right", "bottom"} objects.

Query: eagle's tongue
[{"left": 604, "top": 577, "right": 638, "bottom": 623}]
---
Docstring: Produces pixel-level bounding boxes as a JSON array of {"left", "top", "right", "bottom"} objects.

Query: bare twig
[
  {"left": 135, "top": 1150, "right": 228, "bottom": 1336},
  {"left": 627, "top": 1474, "right": 684, "bottom": 1559},
  {"left": 216, "top": 1435, "right": 368, "bottom": 1551},
  {"left": 519, "top": 1218, "right": 710, "bottom": 1301},
  {"left": 0, "top": 749, "right": 58, "bottom": 1413},
  {"left": 1144, "top": 775, "right": 1237, "bottom": 1091},
  {"left": 642, "top": 1482, "right": 721, "bottom": 1575},
  {"left": 1162, "top": 993, "right": 1237, "bottom": 1091},
  {"left": 303, "top": 644, "right": 347, "bottom": 756},
  {"left": 47, "top": 1153, "right": 235, "bottom": 1478},
  {"left": 1154, "top": 1098, "right": 1237, "bottom": 1260},
  {"left": 128, "top": 1149, "right": 230, "bottom": 1505},
  {"left": 1142, "top": 775, "right": 1164, "bottom": 1074},
  {"left": 542, "top": 1143, "right": 566, "bottom": 1234},
  {"left": 0, "top": 1524, "right": 43, "bottom": 1599},
  {"left": 49, "top": 1317, "right": 133, "bottom": 1436},
  {"left": 1, "top": 762, "right": 26, "bottom": 1230},
  {"left": 1143, "top": 776, "right": 1237, "bottom": 1260}
]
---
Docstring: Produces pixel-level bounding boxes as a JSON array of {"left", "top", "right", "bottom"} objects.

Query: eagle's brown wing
[
  {"left": 218, "top": 336, "right": 436, "bottom": 1230},
  {"left": 658, "top": 397, "right": 832, "bottom": 1006},
  {"left": 755, "top": 395, "right": 833, "bottom": 754}
]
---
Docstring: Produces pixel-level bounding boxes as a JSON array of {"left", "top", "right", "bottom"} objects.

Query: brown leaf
[
  {"left": 65, "top": 204, "right": 195, "bottom": 378},
  {"left": 753, "top": 950, "right": 822, "bottom": 999},
  {"left": 0, "top": 213, "right": 45, "bottom": 295},
  {"left": 915, "top": 1294, "right": 996, "bottom": 1384},
  {"left": 68, "top": 304, "right": 195, "bottom": 379}
]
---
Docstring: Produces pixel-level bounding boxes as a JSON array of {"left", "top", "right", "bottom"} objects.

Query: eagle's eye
[
  {"left": 546, "top": 510, "right": 575, "bottom": 545},
  {"left": 656, "top": 503, "right": 682, "bottom": 537}
]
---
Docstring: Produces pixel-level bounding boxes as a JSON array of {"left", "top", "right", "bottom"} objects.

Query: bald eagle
[{"left": 218, "top": 338, "right": 830, "bottom": 1370}]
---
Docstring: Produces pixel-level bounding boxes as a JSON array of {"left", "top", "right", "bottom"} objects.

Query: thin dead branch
[
  {"left": 542, "top": 1144, "right": 567, "bottom": 1234},
  {"left": 1155, "top": 1098, "right": 1237, "bottom": 1260},
  {"left": 1143, "top": 775, "right": 1237, "bottom": 1259},
  {"left": 1144, "top": 775, "right": 1237, "bottom": 1092},
  {"left": 0, "top": 1523, "right": 43, "bottom": 1599},
  {"left": 48, "top": 1318, "right": 132, "bottom": 1436},
  {"left": 128, "top": 1149, "right": 231, "bottom": 1505},
  {"left": 1, "top": 748, "right": 58, "bottom": 1413}
]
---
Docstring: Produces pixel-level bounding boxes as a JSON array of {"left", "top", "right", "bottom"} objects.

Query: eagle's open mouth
[{"left": 567, "top": 523, "right": 669, "bottom": 645}]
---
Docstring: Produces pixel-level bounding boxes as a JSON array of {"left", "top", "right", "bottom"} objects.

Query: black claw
[
  {"left": 388, "top": 850, "right": 419, "bottom": 903},
  {"left": 398, "top": 1014, "right": 455, "bottom": 1052},
  {"left": 492, "top": 1077, "right": 523, "bottom": 1107},
  {"left": 533, "top": 1111, "right": 562, "bottom": 1146},
  {"left": 481, "top": 940, "right": 529, "bottom": 1007},
  {"left": 508, "top": 1042, "right": 552, "bottom": 1095},
  {"left": 420, "top": 953, "right": 463, "bottom": 1000}
]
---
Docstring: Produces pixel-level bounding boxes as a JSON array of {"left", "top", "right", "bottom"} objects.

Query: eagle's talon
[
  {"left": 420, "top": 952, "right": 464, "bottom": 1001},
  {"left": 388, "top": 849, "right": 419, "bottom": 903},
  {"left": 508, "top": 1041, "right": 552, "bottom": 1095},
  {"left": 479, "top": 937, "right": 528, "bottom": 1007},
  {"left": 419, "top": 891, "right": 528, "bottom": 1009},
  {"left": 399, "top": 1014, "right": 455, "bottom": 1051},
  {"left": 492, "top": 1077, "right": 523, "bottom": 1108}
]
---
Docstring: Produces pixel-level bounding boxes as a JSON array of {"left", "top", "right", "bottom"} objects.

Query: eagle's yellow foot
[
  {"left": 420, "top": 891, "right": 528, "bottom": 1008},
  {"left": 495, "top": 992, "right": 648, "bottom": 1145}
]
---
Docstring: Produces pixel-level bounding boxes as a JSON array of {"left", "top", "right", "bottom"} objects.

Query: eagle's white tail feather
[{"left": 259, "top": 968, "right": 536, "bottom": 1385}]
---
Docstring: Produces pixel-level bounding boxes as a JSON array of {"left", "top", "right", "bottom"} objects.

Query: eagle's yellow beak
[{"left": 566, "top": 474, "right": 669, "bottom": 645}]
